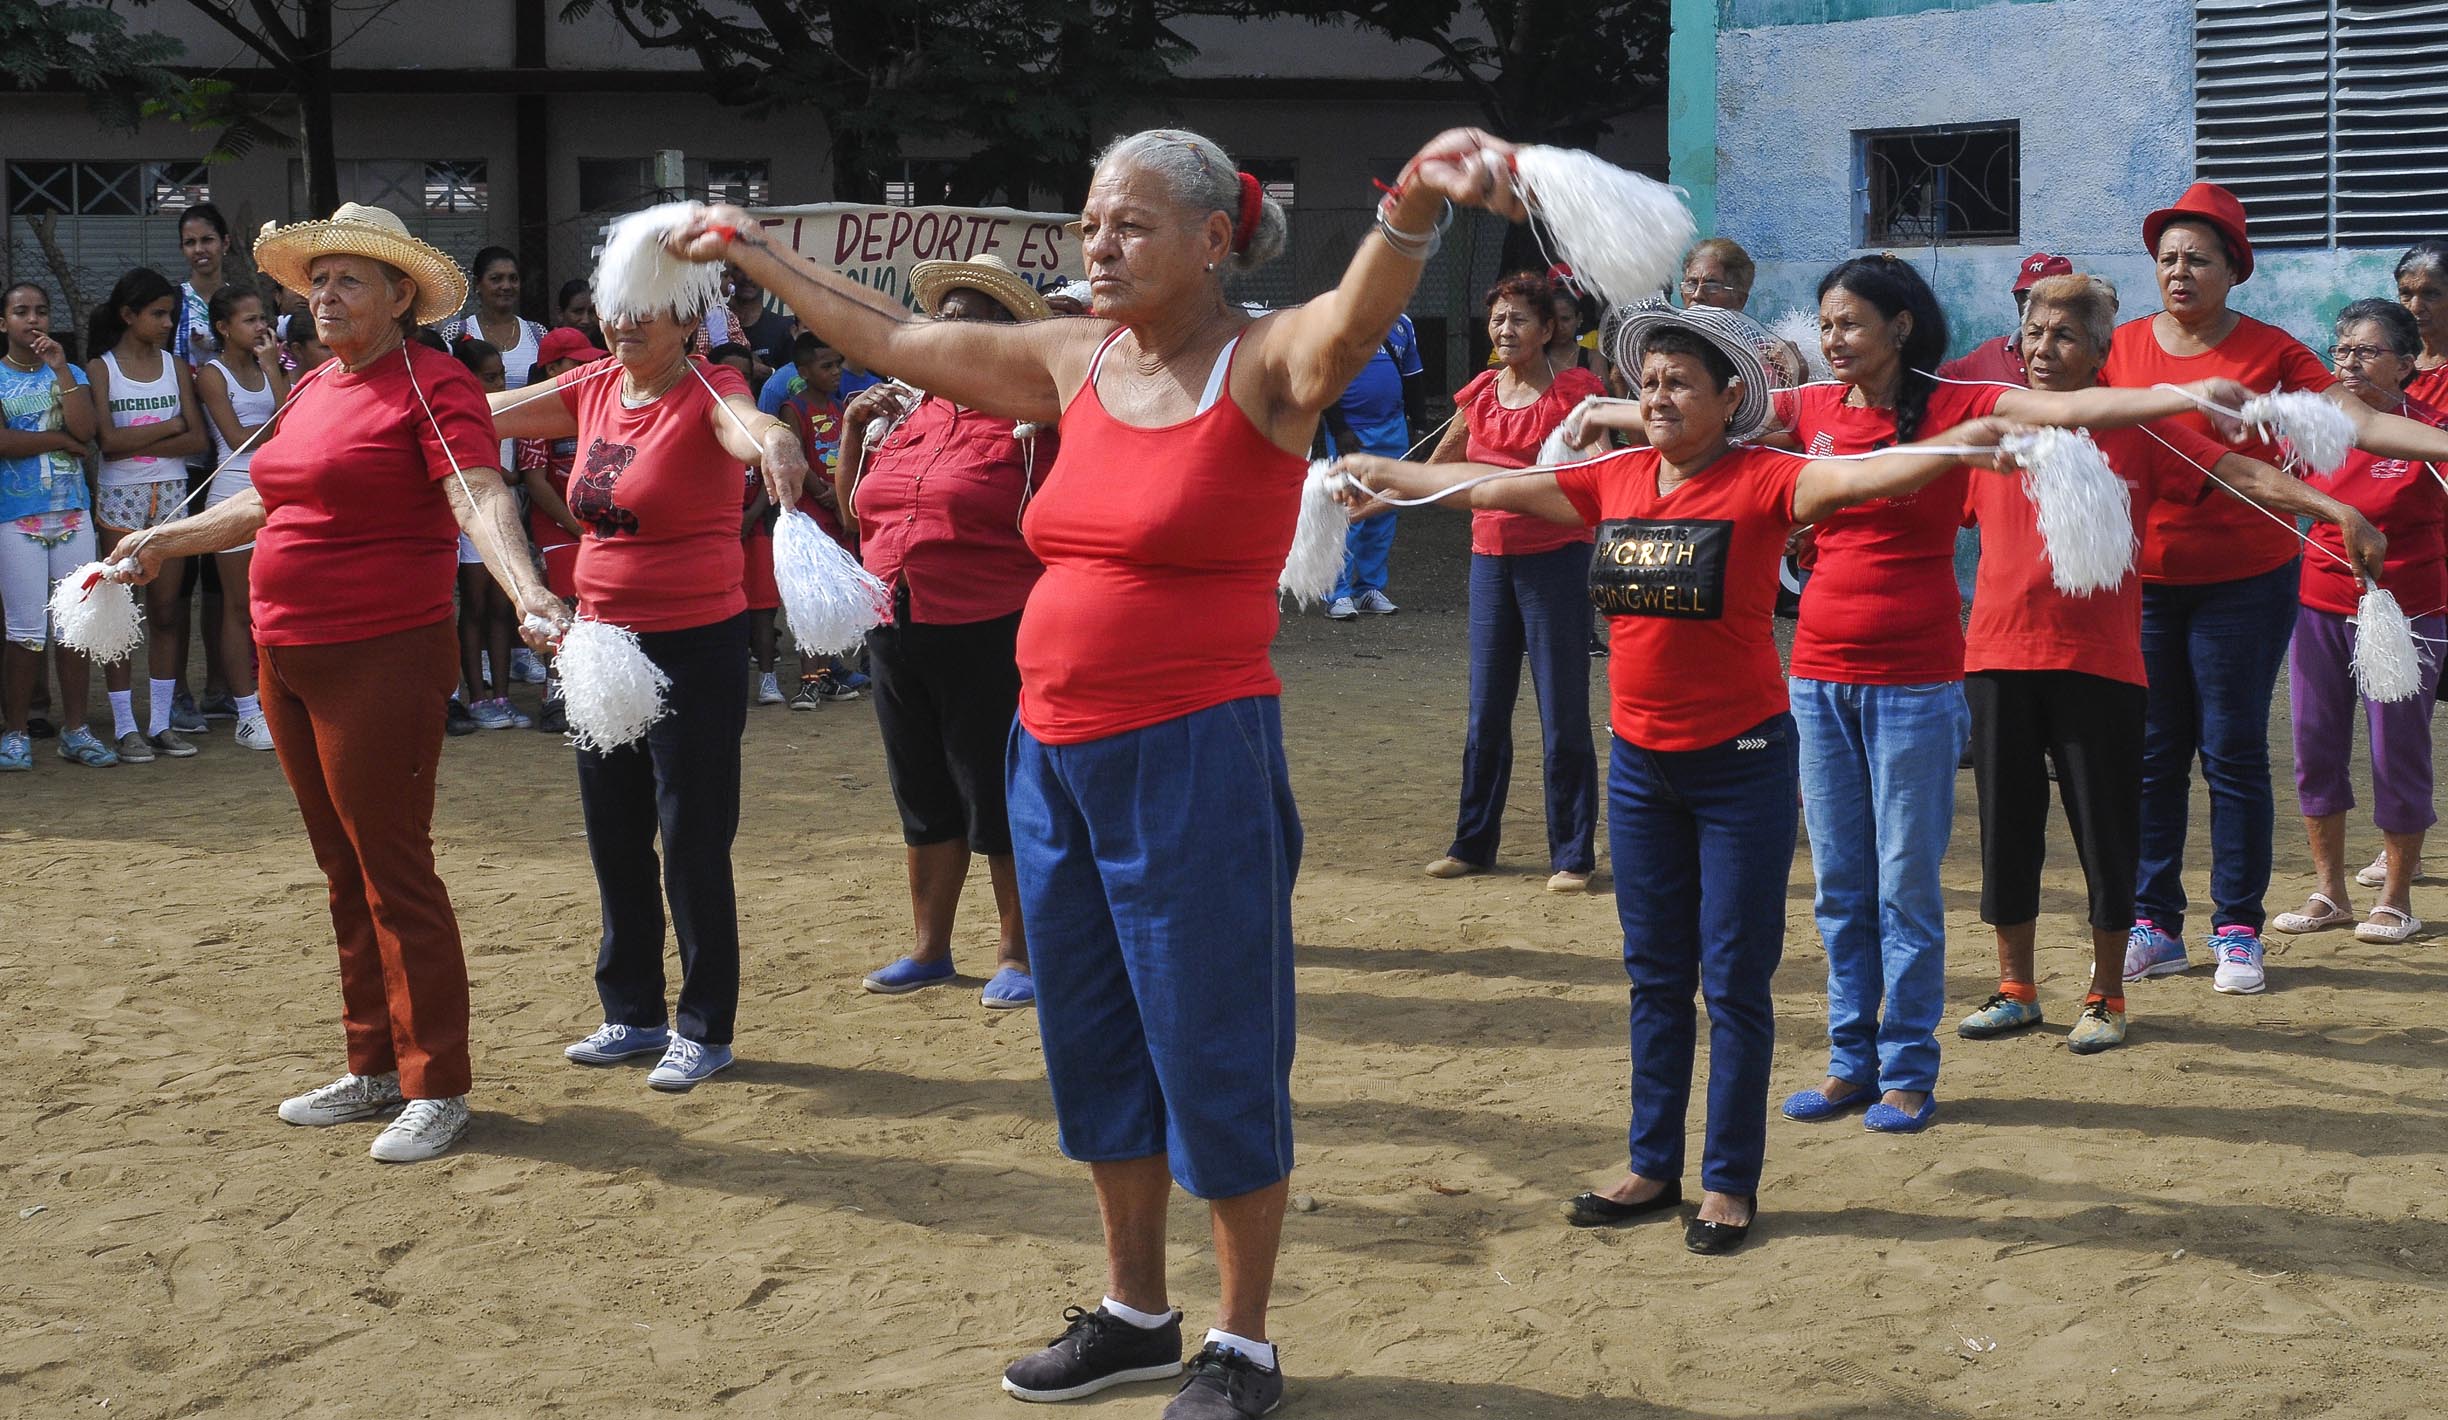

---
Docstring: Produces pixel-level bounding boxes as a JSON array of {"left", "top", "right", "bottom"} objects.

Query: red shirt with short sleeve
[
  {"left": 1458, "top": 364, "right": 1608, "bottom": 556},
  {"left": 561, "top": 356, "right": 751, "bottom": 632},
  {"left": 248, "top": 343, "right": 496, "bottom": 646},
  {"left": 1552, "top": 444, "right": 1804, "bottom": 751},
  {"left": 1771, "top": 380, "right": 2004, "bottom": 684},
  {"left": 1964, "top": 421, "right": 2219, "bottom": 686},
  {"left": 1018, "top": 337, "right": 1306, "bottom": 744},
  {"left": 2405, "top": 363, "right": 2448, "bottom": 410},
  {"left": 2101, "top": 314, "right": 2338, "bottom": 584},
  {"left": 1936, "top": 334, "right": 2028, "bottom": 388},
  {"left": 853, "top": 396, "right": 1049, "bottom": 625},
  {"left": 2299, "top": 395, "right": 2448, "bottom": 618}
]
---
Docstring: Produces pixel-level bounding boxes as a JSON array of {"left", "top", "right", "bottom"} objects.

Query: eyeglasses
[
  {"left": 2329, "top": 344, "right": 2397, "bottom": 365},
  {"left": 1679, "top": 278, "right": 1746, "bottom": 299}
]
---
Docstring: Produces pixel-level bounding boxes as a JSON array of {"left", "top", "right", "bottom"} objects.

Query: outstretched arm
[
  {"left": 1995, "top": 379, "right": 2252, "bottom": 435},
  {"left": 1790, "top": 417, "right": 2014, "bottom": 525},
  {"left": 1333, "top": 452, "right": 1583, "bottom": 525},
  {"left": 2207, "top": 450, "right": 2387, "bottom": 582},
  {"left": 2328, "top": 386, "right": 2448, "bottom": 463},
  {"left": 444, "top": 466, "right": 566, "bottom": 646}
]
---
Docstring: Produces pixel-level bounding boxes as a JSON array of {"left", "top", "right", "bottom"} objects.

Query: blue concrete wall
[{"left": 1710, "top": 0, "right": 2408, "bottom": 357}]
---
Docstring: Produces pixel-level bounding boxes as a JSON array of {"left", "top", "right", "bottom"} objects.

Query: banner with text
[{"left": 747, "top": 203, "right": 1082, "bottom": 312}]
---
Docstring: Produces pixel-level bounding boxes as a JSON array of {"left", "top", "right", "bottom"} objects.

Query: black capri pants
[
  {"left": 866, "top": 592, "right": 1024, "bottom": 855},
  {"left": 1966, "top": 669, "right": 2147, "bottom": 933}
]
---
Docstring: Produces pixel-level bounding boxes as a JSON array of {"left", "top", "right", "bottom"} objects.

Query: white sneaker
[
  {"left": 2356, "top": 851, "right": 2400, "bottom": 889},
  {"left": 1356, "top": 589, "right": 1398, "bottom": 615},
  {"left": 278, "top": 1070, "right": 403, "bottom": 1126},
  {"left": 511, "top": 647, "right": 549, "bottom": 684},
  {"left": 1325, "top": 597, "right": 1357, "bottom": 621},
  {"left": 234, "top": 713, "right": 276, "bottom": 751},
  {"left": 757, "top": 671, "right": 785, "bottom": 705},
  {"left": 2210, "top": 930, "right": 2268, "bottom": 995},
  {"left": 369, "top": 1096, "right": 470, "bottom": 1162}
]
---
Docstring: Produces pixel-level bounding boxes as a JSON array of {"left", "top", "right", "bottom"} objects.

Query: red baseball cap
[
  {"left": 535, "top": 325, "right": 607, "bottom": 366},
  {"left": 2142, "top": 182, "right": 2255, "bottom": 283},
  {"left": 2011, "top": 252, "right": 2074, "bottom": 293}
]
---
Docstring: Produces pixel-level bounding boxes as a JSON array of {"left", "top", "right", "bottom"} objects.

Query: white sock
[
  {"left": 1100, "top": 1296, "right": 1172, "bottom": 1330},
  {"left": 147, "top": 678, "right": 175, "bottom": 735},
  {"left": 235, "top": 694, "right": 260, "bottom": 720},
  {"left": 109, "top": 689, "right": 136, "bottom": 739},
  {"left": 1204, "top": 1328, "right": 1276, "bottom": 1372}
]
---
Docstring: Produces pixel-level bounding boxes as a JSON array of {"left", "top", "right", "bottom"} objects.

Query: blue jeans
[
  {"left": 1612, "top": 719, "right": 1795, "bottom": 1198},
  {"left": 1007, "top": 697, "right": 1302, "bottom": 1200},
  {"left": 1792, "top": 677, "right": 1967, "bottom": 1096},
  {"left": 1452, "top": 545, "right": 1598, "bottom": 873},
  {"left": 1332, "top": 510, "right": 1397, "bottom": 601},
  {"left": 2137, "top": 559, "right": 2300, "bottom": 937}
]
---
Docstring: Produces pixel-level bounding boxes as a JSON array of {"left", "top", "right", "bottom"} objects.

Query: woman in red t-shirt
[
  {"left": 2277, "top": 300, "right": 2446, "bottom": 947},
  {"left": 1421, "top": 271, "right": 1609, "bottom": 891},
  {"left": 491, "top": 272, "right": 808, "bottom": 1096},
  {"left": 118, "top": 204, "right": 560, "bottom": 1164},
  {"left": 2395, "top": 240, "right": 2448, "bottom": 411},
  {"left": 669, "top": 125, "right": 1528, "bottom": 1404},
  {"left": 1768, "top": 254, "right": 2260, "bottom": 1136},
  {"left": 1337, "top": 304, "right": 2015, "bottom": 1254},
  {"left": 1956, "top": 275, "right": 2381, "bottom": 1058},
  {"left": 2101, "top": 185, "right": 2448, "bottom": 996}
]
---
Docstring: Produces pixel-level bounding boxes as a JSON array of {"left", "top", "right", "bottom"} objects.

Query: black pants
[
  {"left": 1966, "top": 669, "right": 2146, "bottom": 932},
  {"left": 866, "top": 597, "right": 1023, "bottom": 854},
  {"left": 575, "top": 614, "right": 748, "bottom": 1045}
]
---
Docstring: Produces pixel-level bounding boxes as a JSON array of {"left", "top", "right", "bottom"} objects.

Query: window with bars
[
  {"left": 7, "top": 161, "right": 211, "bottom": 217},
  {"left": 883, "top": 161, "right": 961, "bottom": 208},
  {"left": 2195, "top": 0, "right": 2448, "bottom": 248},
  {"left": 703, "top": 160, "right": 769, "bottom": 207},
  {"left": 1857, "top": 125, "right": 2019, "bottom": 245},
  {"left": 295, "top": 159, "right": 489, "bottom": 217}
]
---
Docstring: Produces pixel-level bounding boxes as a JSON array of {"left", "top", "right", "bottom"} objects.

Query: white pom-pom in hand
[
  {"left": 2241, "top": 391, "right": 2355, "bottom": 475},
  {"left": 50, "top": 562, "right": 142, "bottom": 664},
  {"left": 773, "top": 506, "right": 892, "bottom": 654},
  {"left": 1767, "top": 310, "right": 1830, "bottom": 384},
  {"left": 1509, "top": 147, "right": 1696, "bottom": 307},
  {"left": 552, "top": 616, "right": 670, "bottom": 752},
  {"left": 594, "top": 202, "right": 727, "bottom": 325},
  {"left": 2000, "top": 428, "right": 2135, "bottom": 596},
  {"left": 1280, "top": 461, "right": 1348, "bottom": 607},
  {"left": 2353, "top": 586, "right": 2423, "bottom": 703}
]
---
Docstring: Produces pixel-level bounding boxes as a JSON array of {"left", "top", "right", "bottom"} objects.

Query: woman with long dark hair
[
  {"left": 193, "top": 282, "right": 293, "bottom": 752},
  {"left": 444, "top": 247, "right": 547, "bottom": 389}
]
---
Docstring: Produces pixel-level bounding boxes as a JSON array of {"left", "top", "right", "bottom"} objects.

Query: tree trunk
[{"left": 299, "top": 2, "right": 340, "bottom": 215}]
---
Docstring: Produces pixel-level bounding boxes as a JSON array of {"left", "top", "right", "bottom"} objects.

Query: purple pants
[{"left": 2289, "top": 604, "right": 2443, "bottom": 833}]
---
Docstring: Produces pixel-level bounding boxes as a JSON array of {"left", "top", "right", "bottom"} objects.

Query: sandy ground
[{"left": 5, "top": 511, "right": 2446, "bottom": 1420}]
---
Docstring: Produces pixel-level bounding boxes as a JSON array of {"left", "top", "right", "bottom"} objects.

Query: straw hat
[
  {"left": 909, "top": 253, "right": 1050, "bottom": 321},
  {"left": 1606, "top": 302, "right": 1775, "bottom": 442},
  {"left": 253, "top": 203, "right": 468, "bottom": 326}
]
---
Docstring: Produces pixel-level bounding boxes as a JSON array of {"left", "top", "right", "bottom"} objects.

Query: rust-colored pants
[{"left": 257, "top": 617, "right": 471, "bottom": 1099}]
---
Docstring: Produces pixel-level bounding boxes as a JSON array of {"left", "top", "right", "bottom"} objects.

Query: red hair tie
[{"left": 1233, "top": 171, "right": 1263, "bottom": 255}]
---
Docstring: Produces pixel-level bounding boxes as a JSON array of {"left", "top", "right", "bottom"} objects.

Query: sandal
[
  {"left": 2271, "top": 892, "right": 2352, "bottom": 935},
  {"left": 2354, "top": 904, "right": 2423, "bottom": 945}
]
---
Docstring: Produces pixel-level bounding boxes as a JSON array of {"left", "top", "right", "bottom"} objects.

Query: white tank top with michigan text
[
  {"left": 98, "top": 349, "right": 186, "bottom": 489},
  {"left": 205, "top": 356, "right": 276, "bottom": 477}
]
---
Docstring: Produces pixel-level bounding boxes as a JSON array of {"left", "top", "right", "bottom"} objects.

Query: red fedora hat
[{"left": 2143, "top": 182, "right": 2255, "bottom": 283}]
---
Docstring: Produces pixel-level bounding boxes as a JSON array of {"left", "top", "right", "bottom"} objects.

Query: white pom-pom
[
  {"left": 2240, "top": 391, "right": 2355, "bottom": 475},
  {"left": 1509, "top": 147, "right": 1696, "bottom": 307},
  {"left": 49, "top": 562, "right": 142, "bottom": 663},
  {"left": 1280, "top": 460, "right": 1349, "bottom": 607},
  {"left": 2000, "top": 428, "right": 2135, "bottom": 596},
  {"left": 2352, "top": 586, "right": 2423, "bottom": 703},
  {"left": 593, "top": 202, "right": 726, "bottom": 325},
  {"left": 549, "top": 616, "right": 670, "bottom": 752},
  {"left": 773, "top": 506, "right": 892, "bottom": 654},
  {"left": 1767, "top": 310, "right": 1830, "bottom": 384}
]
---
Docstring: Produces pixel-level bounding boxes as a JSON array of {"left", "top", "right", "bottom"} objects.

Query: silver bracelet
[{"left": 1375, "top": 198, "right": 1453, "bottom": 260}]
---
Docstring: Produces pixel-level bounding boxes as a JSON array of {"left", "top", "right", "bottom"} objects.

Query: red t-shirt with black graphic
[{"left": 561, "top": 356, "right": 751, "bottom": 632}]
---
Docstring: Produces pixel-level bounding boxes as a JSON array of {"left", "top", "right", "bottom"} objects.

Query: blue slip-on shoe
[
  {"left": 1864, "top": 1095, "right": 1938, "bottom": 1134},
  {"left": 564, "top": 1021, "right": 670, "bottom": 1064},
  {"left": 2123, "top": 920, "right": 2191, "bottom": 981},
  {"left": 645, "top": 1036, "right": 733, "bottom": 1091},
  {"left": 1780, "top": 1085, "right": 1874, "bottom": 1122},
  {"left": 981, "top": 966, "right": 1036, "bottom": 1009},
  {"left": 863, "top": 955, "right": 957, "bottom": 995}
]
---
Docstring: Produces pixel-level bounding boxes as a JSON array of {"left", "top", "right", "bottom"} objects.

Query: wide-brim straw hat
[
  {"left": 909, "top": 253, "right": 1050, "bottom": 321},
  {"left": 1606, "top": 301, "right": 1775, "bottom": 442},
  {"left": 254, "top": 203, "right": 468, "bottom": 326}
]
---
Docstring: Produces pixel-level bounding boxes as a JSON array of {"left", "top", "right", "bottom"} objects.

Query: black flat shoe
[
  {"left": 1563, "top": 1184, "right": 1683, "bottom": 1228},
  {"left": 1685, "top": 1197, "right": 1756, "bottom": 1255}
]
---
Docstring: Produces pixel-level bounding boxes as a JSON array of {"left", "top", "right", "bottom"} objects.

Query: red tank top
[{"left": 1016, "top": 329, "right": 1308, "bottom": 743}]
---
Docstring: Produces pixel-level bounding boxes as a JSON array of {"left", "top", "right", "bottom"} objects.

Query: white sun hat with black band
[
  {"left": 253, "top": 203, "right": 468, "bottom": 327},
  {"left": 1606, "top": 301, "right": 1776, "bottom": 442}
]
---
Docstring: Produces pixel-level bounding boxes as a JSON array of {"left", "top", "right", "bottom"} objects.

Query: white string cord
[
  {"left": 114, "top": 358, "right": 336, "bottom": 564},
  {"left": 2133, "top": 425, "right": 2358, "bottom": 574},
  {"left": 1340, "top": 438, "right": 2003, "bottom": 509}
]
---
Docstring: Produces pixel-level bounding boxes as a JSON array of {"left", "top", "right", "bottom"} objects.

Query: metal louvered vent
[{"left": 2195, "top": 1, "right": 2448, "bottom": 248}]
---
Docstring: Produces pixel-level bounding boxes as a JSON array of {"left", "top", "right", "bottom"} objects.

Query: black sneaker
[
  {"left": 788, "top": 676, "right": 824, "bottom": 712},
  {"left": 1164, "top": 1343, "right": 1284, "bottom": 1419},
  {"left": 1001, "top": 1305, "right": 1184, "bottom": 1403},
  {"left": 445, "top": 697, "right": 479, "bottom": 737},
  {"left": 536, "top": 696, "right": 567, "bottom": 735},
  {"left": 813, "top": 666, "right": 861, "bottom": 702}
]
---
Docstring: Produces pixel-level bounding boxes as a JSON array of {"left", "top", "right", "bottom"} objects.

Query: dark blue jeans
[
  {"left": 2136, "top": 559, "right": 2299, "bottom": 937},
  {"left": 574, "top": 614, "right": 748, "bottom": 1046},
  {"left": 1451, "top": 545, "right": 1598, "bottom": 874},
  {"left": 1611, "top": 717, "right": 1796, "bottom": 1199}
]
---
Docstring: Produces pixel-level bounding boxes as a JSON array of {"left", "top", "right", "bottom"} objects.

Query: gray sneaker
[
  {"left": 1355, "top": 590, "right": 1398, "bottom": 615},
  {"left": 1324, "top": 596, "right": 1357, "bottom": 621},
  {"left": 169, "top": 690, "right": 208, "bottom": 734},
  {"left": 116, "top": 730, "right": 156, "bottom": 764},
  {"left": 1164, "top": 1343, "right": 1284, "bottom": 1419},
  {"left": 369, "top": 1096, "right": 470, "bottom": 1162},
  {"left": 279, "top": 1070, "right": 404, "bottom": 1126},
  {"left": 146, "top": 729, "right": 199, "bottom": 758}
]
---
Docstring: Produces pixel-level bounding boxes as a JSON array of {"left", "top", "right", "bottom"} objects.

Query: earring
[{"left": 1205, "top": 261, "right": 1216, "bottom": 273}]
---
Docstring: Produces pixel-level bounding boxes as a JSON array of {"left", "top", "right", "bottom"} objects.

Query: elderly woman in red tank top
[{"left": 670, "top": 126, "right": 1521, "bottom": 1420}]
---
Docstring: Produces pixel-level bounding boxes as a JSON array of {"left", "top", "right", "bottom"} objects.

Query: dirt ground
[{"left": 5, "top": 510, "right": 2445, "bottom": 1420}]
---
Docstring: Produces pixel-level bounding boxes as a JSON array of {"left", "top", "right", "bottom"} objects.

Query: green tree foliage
[{"left": 0, "top": 0, "right": 184, "bottom": 124}]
